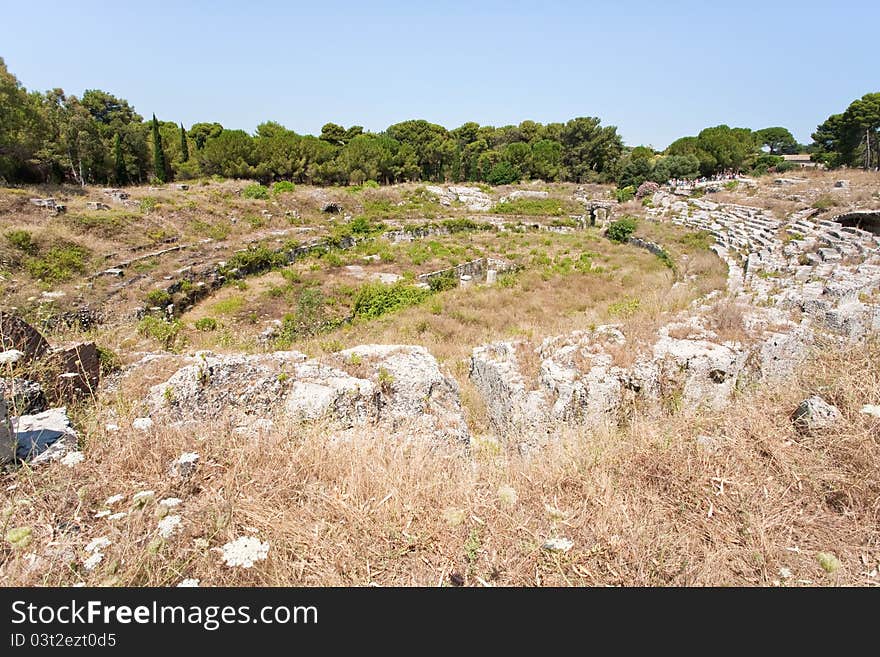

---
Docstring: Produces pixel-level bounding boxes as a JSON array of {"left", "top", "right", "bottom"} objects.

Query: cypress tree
[
  {"left": 180, "top": 123, "right": 189, "bottom": 162},
  {"left": 151, "top": 114, "right": 167, "bottom": 183},
  {"left": 113, "top": 133, "right": 127, "bottom": 185}
]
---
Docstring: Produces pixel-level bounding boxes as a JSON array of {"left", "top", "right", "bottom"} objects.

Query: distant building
[{"left": 782, "top": 153, "right": 820, "bottom": 168}]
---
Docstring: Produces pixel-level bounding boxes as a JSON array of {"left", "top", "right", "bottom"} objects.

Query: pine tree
[
  {"left": 180, "top": 123, "right": 189, "bottom": 162},
  {"left": 151, "top": 114, "right": 167, "bottom": 183},
  {"left": 113, "top": 133, "right": 127, "bottom": 185}
]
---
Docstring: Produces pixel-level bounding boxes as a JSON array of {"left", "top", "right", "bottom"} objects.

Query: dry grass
[{"left": 2, "top": 340, "right": 879, "bottom": 587}]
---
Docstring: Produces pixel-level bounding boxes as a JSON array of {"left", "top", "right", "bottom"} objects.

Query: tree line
[{"left": 0, "top": 57, "right": 876, "bottom": 189}]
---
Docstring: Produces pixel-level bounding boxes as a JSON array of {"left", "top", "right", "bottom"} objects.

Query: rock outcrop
[
  {"left": 425, "top": 185, "right": 493, "bottom": 211},
  {"left": 145, "top": 346, "right": 469, "bottom": 443}
]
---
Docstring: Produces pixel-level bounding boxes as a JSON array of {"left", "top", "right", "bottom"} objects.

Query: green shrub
[
  {"left": 486, "top": 161, "right": 519, "bottom": 185},
  {"left": 272, "top": 181, "right": 295, "bottom": 194},
  {"left": 608, "top": 297, "right": 641, "bottom": 318},
  {"left": 606, "top": 217, "right": 638, "bottom": 243},
  {"left": 190, "top": 219, "right": 231, "bottom": 241},
  {"left": 242, "top": 184, "right": 269, "bottom": 199},
  {"left": 137, "top": 316, "right": 182, "bottom": 350},
  {"left": 353, "top": 282, "right": 431, "bottom": 319},
  {"left": 246, "top": 214, "right": 265, "bottom": 229},
  {"left": 614, "top": 186, "right": 635, "bottom": 203},
  {"left": 812, "top": 195, "right": 838, "bottom": 210},
  {"left": 220, "top": 246, "right": 286, "bottom": 278},
  {"left": 363, "top": 180, "right": 380, "bottom": 189},
  {"left": 427, "top": 270, "right": 458, "bottom": 292},
  {"left": 5, "top": 229, "right": 36, "bottom": 254},
  {"left": 656, "top": 249, "right": 675, "bottom": 269},
  {"left": 139, "top": 197, "right": 158, "bottom": 212},
  {"left": 194, "top": 317, "right": 218, "bottom": 331},
  {"left": 146, "top": 289, "right": 172, "bottom": 307},
  {"left": 277, "top": 287, "right": 332, "bottom": 341},
  {"left": 26, "top": 244, "right": 89, "bottom": 282},
  {"left": 350, "top": 216, "right": 381, "bottom": 235},
  {"left": 442, "top": 218, "right": 494, "bottom": 233},
  {"left": 96, "top": 346, "right": 121, "bottom": 376}
]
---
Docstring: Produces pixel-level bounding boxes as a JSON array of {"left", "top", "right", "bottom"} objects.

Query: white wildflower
[
  {"left": 60, "top": 451, "right": 84, "bottom": 467},
  {"left": 157, "top": 515, "right": 182, "bottom": 539},
  {"left": 0, "top": 349, "right": 25, "bottom": 365},
  {"left": 220, "top": 536, "right": 269, "bottom": 568},
  {"left": 860, "top": 404, "right": 880, "bottom": 418},
  {"left": 85, "top": 537, "right": 111, "bottom": 553},
  {"left": 779, "top": 567, "right": 793, "bottom": 580},
  {"left": 94, "top": 510, "right": 111, "bottom": 519},
  {"left": 497, "top": 485, "right": 518, "bottom": 506},
  {"left": 177, "top": 452, "right": 199, "bottom": 465},
  {"left": 542, "top": 537, "right": 574, "bottom": 553},
  {"left": 133, "top": 490, "right": 155, "bottom": 503},
  {"left": 72, "top": 582, "right": 86, "bottom": 587},
  {"left": 159, "top": 497, "right": 182, "bottom": 508},
  {"left": 132, "top": 417, "right": 154, "bottom": 431},
  {"left": 105, "top": 494, "right": 124, "bottom": 506},
  {"left": 177, "top": 578, "right": 200, "bottom": 587},
  {"left": 83, "top": 552, "right": 104, "bottom": 571},
  {"left": 105, "top": 423, "right": 120, "bottom": 432},
  {"left": 107, "top": 512, "right": 127, "bottom": 521}
]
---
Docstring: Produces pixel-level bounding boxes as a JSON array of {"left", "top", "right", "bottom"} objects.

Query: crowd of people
[{"left": 667, "top": 170, "right": 739, "bottom": 187}]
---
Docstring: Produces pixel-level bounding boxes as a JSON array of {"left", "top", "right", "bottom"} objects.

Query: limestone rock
[
  {"left": 0, "top": 312, "right": 50, "bottom": 364},
  {"left": 501, "top": 190, "right": 548, "bottom": 202},
  {"left": 470, "top": 341, "right": 551, "bottom": 442},
  {"left": 0, "top": 398, "right": 13, "bottom": 464},
  {"left": 10, "top": 407, "right": 79, "bottom": 465},
  {"left": 653, "top": 336, "right": 747, "bottom": 411},
  {"left": 0, "top": 378, "right": 47, "bottom": 415},
  {"left": 46, "top": 342, "right": 101, "bottom": 402},
  {"left": 147, "top": 346, "right": 469, "bottom": 442},
  {"left": 791, "top": 396, "right": 840, "bottom": 433}
]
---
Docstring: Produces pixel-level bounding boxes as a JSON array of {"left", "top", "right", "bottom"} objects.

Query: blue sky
[{"left": 1, "top": 0, "right": 877, "bottom": 148}]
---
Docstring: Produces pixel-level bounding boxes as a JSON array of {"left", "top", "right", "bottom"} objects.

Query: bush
[
  {"left": 138, "top": 316, "right": 183, "bottom": 350},
  {"left": 242, "top": 183, "right": 269, "bottom": 199},
  {"left": 363, "top": 180, "right": 380, "bottom": 189},
  {"left": 146, "top": 289, "right": 172, "bottom": 307},
  {"left": 139, "top": 197, "right": 158, "bottom": 212},
  {"left": 775, "top": 161, "right": 798, "bottom": 173},
  {"left": 614, "top": 186, "right": 635, "bottom": 203},
  {"left": 427, "top": 270, "right": 458, "bottom": 292},
  {"left": 353, "top": 282, "right": 431, "bottom": 319},
  {"left": 220, "top": 246, "right": 286, "bottom": 278},
  {"left": 194, "top": 317, "right": 218, "bottom": 331},
  {"left": 96, "top": 346, "right": 121, "bottom": 376},
  {"left": 812, "top": 195, "right": 838, "bottom": 211},
  {"left": 486, "top": 161, "right": 519, "bottom": 185},
  {"left": 606, "top": 217, "right": 638, "bottom": 243},
  {"left": 272, "top": 181, "right": 295, "bottom": 194},
  {"left": 5, "top": 229, "right": 36, "bottom": 254},
  {"left": 442, "top": 218, "right": 494, "bottom": 233},
  {"left": 26, "top": 244, "right": 89, "bottom": 282}
]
